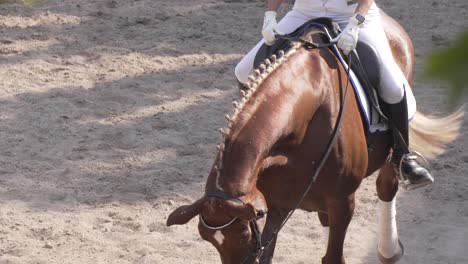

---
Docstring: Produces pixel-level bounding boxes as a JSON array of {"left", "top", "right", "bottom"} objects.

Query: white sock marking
[
  {"left": 377, "top": 197, "right": 400, "bottom": 259},
  {"left": 322, "top": 226, "right": 330, "bottom": 244}
]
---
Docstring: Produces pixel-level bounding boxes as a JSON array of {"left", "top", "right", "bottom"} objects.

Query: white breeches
[{"left": 235, "top": 4, "right": 411, "bottom": 104}]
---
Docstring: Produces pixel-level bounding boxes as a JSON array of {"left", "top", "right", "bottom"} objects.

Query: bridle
[
  {"left": 200, "top": 192, "right": 266, "bottom": 264},
  {"left": 199, "top": 214, "right": 237, "bottom": 230},
  {"left": 199, "top": 24, "right": 353, "bottom": 264}
]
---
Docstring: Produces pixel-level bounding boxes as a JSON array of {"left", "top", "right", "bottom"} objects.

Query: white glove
[
  {"left": 262, "top": 11, "right": 283, "bottom": 46},
  {"left": 332, "top": 17, "right": 361, "bottom": 55}
]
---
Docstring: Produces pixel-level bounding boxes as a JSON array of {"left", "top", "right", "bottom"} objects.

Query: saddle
[{"left": 254, "top": 18, "right": 385, "bottom": 130}]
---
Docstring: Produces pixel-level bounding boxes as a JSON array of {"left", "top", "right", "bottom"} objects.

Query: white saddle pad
[
  {"left": 312, "top": 23, "right": 416, "bottom": 133},
  {"left": 349, "top": 69, "right": 417, "bottom": 133}
]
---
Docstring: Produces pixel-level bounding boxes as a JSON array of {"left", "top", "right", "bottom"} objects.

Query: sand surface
[{"left": 0, "top": 0, "right": 466, "bottom": 263}]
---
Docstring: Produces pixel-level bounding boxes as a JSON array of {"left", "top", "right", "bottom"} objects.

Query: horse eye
[{"left": 256, "top": 210, "right": 267, "bottom": 218}]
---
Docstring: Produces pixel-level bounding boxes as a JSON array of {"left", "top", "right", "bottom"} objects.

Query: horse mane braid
[{"left": 214, "top": 43, "right": 302, "bottom": 177}]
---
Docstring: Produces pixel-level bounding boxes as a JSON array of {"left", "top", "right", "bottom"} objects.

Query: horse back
[{"left": 381, "top": 10, "right": 415, "bottom": 83}]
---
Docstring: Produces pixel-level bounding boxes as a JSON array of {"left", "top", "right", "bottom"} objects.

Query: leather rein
[{"left": 202, "top": 27, "right": 352, "bottom": 263}]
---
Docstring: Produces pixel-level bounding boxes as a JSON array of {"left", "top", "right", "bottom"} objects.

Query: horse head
[{"left": 167, "top": 188, "right": 268, "bottom": 264}]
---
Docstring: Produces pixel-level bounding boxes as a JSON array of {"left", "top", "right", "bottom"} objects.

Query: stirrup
[{"left": 396, "top": 151, "right": 432, "bottom": 190}]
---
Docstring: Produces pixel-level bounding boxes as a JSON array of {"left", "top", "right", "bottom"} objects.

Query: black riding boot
[{"left": 388, "top": 93, "right": 434, "bottom": 190}]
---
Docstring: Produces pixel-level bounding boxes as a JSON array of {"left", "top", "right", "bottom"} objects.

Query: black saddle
[
  {"left": 253, "top": 18, "right": 383, "bottom": 118},
  {"left": 253, "top": 18, "right": 340, "bottom": 68},
  {"left": 354, "top": 40, "right": 382, "bottom": 96}
]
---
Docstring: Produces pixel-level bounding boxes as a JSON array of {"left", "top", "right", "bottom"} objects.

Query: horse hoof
[{"left": 378, "top": 239, "right": 404, "bottom": 264}]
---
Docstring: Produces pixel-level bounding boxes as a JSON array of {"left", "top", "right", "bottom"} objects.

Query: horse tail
[{"left": 409, "top": 107, "right": 464, "bottom": 159}]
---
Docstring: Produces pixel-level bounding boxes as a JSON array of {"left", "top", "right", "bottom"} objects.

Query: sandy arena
[{"left": 0, "top": 0, "right": 466, "bottom": 263}]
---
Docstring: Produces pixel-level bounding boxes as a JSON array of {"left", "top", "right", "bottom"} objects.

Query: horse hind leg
[
  {"left": 321, "top": 194, "right": 355, "bottom": 264},
  {"left": 376, "top": 161, "right": 404, "bottom": 263}
]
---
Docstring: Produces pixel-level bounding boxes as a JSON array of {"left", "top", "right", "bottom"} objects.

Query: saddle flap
[{"left": 355, "top": 40, "right": 381, "bottom": 88}]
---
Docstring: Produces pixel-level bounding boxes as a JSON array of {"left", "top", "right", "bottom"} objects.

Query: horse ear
[
  {"left": 223, "top": 202, "right": 257, "bottom": 221},
  {"left": 166, "top": 197, "right": 206, "bottom": 226}
]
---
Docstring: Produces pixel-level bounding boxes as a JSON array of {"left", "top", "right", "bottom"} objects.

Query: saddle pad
[
  {"left": 312, "top": 23, "right": 417, "bottom": 133},
  {"left": 348, "top": 68, "right": 417, "bottom": 132}
]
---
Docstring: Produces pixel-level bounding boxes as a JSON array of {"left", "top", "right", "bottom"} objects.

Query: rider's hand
[
  {"left": 332, "top": 16, "right": 362, "bottom": 55},
  {"left": 262, "top": 11, "right": 283, "bottom": 46}
]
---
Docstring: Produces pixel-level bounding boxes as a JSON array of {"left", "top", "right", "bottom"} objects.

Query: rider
[{"left": 234, "top": 0, "right": 433, "bottom": 189}]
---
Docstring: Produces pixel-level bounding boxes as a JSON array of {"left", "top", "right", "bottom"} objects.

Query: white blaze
[{"left": 213, "top": 230, "right": 225, "bottom": 246}]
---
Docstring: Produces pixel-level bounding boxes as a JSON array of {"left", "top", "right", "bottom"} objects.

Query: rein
[
  {"left": 249, "top": 39, "right": 353, "bottom": 263},
  {"left": 203, "top": 29, "right": 353, "bottom": 263}
]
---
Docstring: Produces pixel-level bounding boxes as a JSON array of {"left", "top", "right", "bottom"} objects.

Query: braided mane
[{"left": 213, "top": 42, "right": 302, "bottom": 189}]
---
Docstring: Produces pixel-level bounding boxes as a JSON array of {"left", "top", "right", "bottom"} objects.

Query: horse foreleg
[
  {"left": 318, "top": 211, "right": 330, "bottom": 247},
  {"left": 376, "top": 161, "right": 404, "bottom": 263},
  {"left": 259, "top": 208, "right": 290, "bottom": 264},
  {"left": 322, "top": 194, "right": 355, "bottom": 264}
]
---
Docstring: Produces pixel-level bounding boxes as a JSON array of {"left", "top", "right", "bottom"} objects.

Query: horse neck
[
  {"left": 205, "top": 89, "right": 287, "bottom": 196},
  {"left": 206, "top": 47, "right": 330, "bottom": 197}
]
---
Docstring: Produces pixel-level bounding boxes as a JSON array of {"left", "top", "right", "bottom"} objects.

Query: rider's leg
[
  {"left": 235, "top": 10, "right": 311, "bottom": 84},
  {"left": 387, "top": 91, "right": 434, "bottom": 188},
  {"left": 357, "top": 10, "right": 433, "bottom": 189}
]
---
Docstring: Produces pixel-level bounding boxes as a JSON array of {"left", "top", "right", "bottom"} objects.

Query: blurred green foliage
[{"left": 425, "top": 31, "right": 468, "bottom": 104}]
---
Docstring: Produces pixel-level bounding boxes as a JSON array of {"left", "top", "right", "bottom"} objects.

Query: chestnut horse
[{"left": 167, "top": 12, "right": 463, "bottom": 264}]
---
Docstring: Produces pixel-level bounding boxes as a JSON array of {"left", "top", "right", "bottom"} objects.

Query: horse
[{"left": 166, "top": 11, "right": 463, "bottom": 264}]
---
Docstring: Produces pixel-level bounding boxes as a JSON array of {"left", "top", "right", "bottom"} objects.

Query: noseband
[
  {"left": 199, "top": 192, "right": 243, "bottom": 230},
  {"left": 200, "top": 192, "right": 266, "bottom": 264}
]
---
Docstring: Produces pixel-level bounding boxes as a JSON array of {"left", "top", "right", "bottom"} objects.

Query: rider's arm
[
  {"left": 267, "top": 0, "right": 285, "bottom": 11},
  {"left": 333, "top": 0, "right": 375, "bottom": 55},
  {"left": 355, "top": 0, "right": 374, "bottom": 17},
  {"left": 262, "top": 0, "right": 285, "bottom": 45}
]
